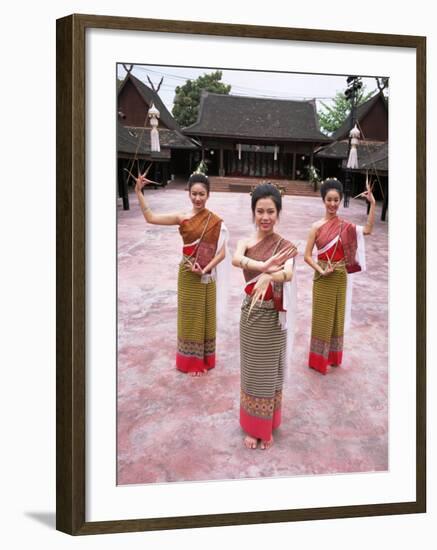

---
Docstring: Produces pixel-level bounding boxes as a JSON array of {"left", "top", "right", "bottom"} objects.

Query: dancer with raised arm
[
  {"left": 304, "top": 177, "right": 375, "bottom": 375},
  {"left": 135, "top": 170, "right": 229, "bottom": 376}
]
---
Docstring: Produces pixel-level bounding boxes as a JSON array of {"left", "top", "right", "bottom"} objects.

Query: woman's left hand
[
  {"left": 262, "top": 245, "right": 297, "bottom": 273},
  {"left": 363, "top": 180, "right": 376, "bottom": 204},
  {"left": 135, "top": 174, "right": 155, "bottom": 194}
]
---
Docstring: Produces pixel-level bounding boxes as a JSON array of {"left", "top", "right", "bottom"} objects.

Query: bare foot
[
  {"left": 244, "top": 435, "right": 258, "bottom": 449},
  {"left": 260, "top": 437, "right": 274, "bottom": 450},
  {"left": 188, "top": 369, "right": 208, "bottom": 377},
  {"left": 188, "top": 371, "right": 197, "bottom": 377}
]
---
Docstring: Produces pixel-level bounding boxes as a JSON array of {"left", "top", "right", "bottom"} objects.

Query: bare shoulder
[
  {"left": 312, "top": 218, "right": 326, "bottom": 230},
  {"left": 237, "top": 236, "right": 251, "bottom": 250},
  {"left": 178, "top": 210, "right": 193, "bottom": 223},
  {"left": 306, "top": 219, "right": 322, "bottom": 237}
]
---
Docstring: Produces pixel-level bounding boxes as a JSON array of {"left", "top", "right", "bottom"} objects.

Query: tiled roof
[
  {"left": 316, "top": 140, "right": 388, "bottom": 171},
  {"left": 183, "top": 92, "right": 331, "bottom": 142},
  {"left": 359, "top": 142, "right": 388, "bottom": 172},
  {"left": 118, "top": 125, "right": 197, "bottom": 157}
]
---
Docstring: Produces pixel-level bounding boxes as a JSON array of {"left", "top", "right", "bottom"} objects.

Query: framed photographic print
[{"left": 56, "top": 13, "right": 426, "bottom": 535}]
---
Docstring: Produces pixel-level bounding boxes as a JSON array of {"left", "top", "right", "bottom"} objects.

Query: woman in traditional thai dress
[
  {"left": 135, "top": 171, "right": 229, "bottom": 376},
  {"left": 304, "top": 178, "right": 376, "bottom": 375},
  {"left": 232, "top": 184, "right": 298, "bottom": 450}
]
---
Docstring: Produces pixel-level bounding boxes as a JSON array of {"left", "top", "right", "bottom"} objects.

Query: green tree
[
  {"left": 318, "top": 87, "right": 374, "bottom": 135},
  {"left": 172, "top": 71, "right": 231, "bottom": 127}
]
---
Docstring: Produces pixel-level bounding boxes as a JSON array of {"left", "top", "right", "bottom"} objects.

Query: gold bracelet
[
  {"left": 241, "top": 257, "right": 250, "bottom": 269},
  {"left": 282, "top": 269, "right": 287, "bottom": 281},
  {"left": 142, "top": 205, "right": 150, "bottom": 213}
]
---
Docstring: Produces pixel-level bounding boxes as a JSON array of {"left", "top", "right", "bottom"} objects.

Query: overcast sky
[{"left": 117, "top": 63, "right": 385, "bottom": 114}]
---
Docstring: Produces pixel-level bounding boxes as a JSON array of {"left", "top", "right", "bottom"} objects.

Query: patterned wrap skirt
[
  {"left": 309, "top": 263, "right": 347, "bottom": 374},
  {"left": 240, "top": 296, "right": 286, "bottom": 441},
  {"left": 176, "top": 261, "right": 216, "bottom": 373}
]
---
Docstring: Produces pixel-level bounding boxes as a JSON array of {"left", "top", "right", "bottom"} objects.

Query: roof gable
[
  {"left": 332, "top": 92, "right": 388, "bottom": 141},
  {"left": 118, "top": 73, "right": 182, "bottom": 132}
]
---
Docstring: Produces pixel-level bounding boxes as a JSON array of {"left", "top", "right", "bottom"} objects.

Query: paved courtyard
[{"left": 117, "top": 185, "right": 388, "bottom": 485}]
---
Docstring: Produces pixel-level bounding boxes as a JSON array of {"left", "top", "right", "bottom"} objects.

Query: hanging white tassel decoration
[
  {"left": 347, "top": 124, "right": 360, "bottom": 169},
  {"left": 237, "top": 143, "right": 242, "bottom": 160},
  {"left": 148, "top": 103, "right": 160, "bottom": 152}
]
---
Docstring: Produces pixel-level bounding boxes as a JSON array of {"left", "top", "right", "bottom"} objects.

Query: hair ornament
[
  {"left": 191, "top": 160, "right": 208, "bottom": 177},
  {"left": 249, "top": 180, "right": 285, "bottom": 196}
]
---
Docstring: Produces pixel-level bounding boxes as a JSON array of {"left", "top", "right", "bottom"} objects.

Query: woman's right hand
[
  {"left": 320, "top": 264, "right": 334, "bottom": 276},
  {"left": 183, "top": 258, "right": 203, "bottom": 276}
]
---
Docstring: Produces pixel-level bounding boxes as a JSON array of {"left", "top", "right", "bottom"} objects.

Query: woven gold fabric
[{"left": 177, "top": 262, "right": 216, "bottom": 365}]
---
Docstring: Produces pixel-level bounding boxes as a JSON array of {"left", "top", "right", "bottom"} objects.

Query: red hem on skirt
[
  {"left": 328, "top": 350, "right": 343, "bottom": 366},
  {"left": 176, "top": 353, "right": 216, "bottom": 373},
  {"left": 309, "top": 350, "right": 343, "bottom": 373},
  {"left": 240, "top": 406, "right": 281, "bottom": 441},
  {"left": 308, "top": 352, "right": 328, "bottom": 374}
]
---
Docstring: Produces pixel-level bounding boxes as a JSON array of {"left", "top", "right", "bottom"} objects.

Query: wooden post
[
  {"left": 117, "top": 160, "right": 123, "bottom": 199},
  {"left": 162, "top": 162, "right": 169, "bottom": 186},
  {"left": 219, "top": 148, "right": 224, "bottom": 176},
  {"left": 310, "top": 150, "right": 316, "bottom": 191},
  {"left": 381, "top": 178, "right": 389, "bottom": 221},
  {"left": 122, "top": 160, "right": 129, "bottom": 210}
]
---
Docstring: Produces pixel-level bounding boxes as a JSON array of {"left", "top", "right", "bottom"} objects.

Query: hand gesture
[
  {"left": 248, "top": 274, "right": 272, "bottom": 317},
  {"left": 262, "top": 244, "right": 297, "bottom": 273},
  {"left": 183, "top": 258, "right": 203, "bottom": 276},
  {"left": 321, "top": 264, "right": 334, "bottom": 277},
  {"left": 362, "top": 180, "right": 376, "bottom": 205},
  {"left": 135, "top": 174, "right": 154, "bottom": 194},
  {"left": 190, "top": 261, "right": 204, "bottom": 275}
]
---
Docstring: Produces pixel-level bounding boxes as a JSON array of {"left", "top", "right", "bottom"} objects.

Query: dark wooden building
[
  {"left": 315, "top": 91, "right": 388, "bottom": 219},
  {"left": 117, "top": 73, "right": 198, "bottom": 208},
  {"left": 333, "top": 91, "right": 388, "bottom": 142},
  {"left": 183, "top": 92, "right": 331, "bottom": 180},
  {"left": 315, "top": 92, "right": 388, "bottom": 179}
]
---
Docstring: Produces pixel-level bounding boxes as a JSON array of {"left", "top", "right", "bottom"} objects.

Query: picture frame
[{"left": 56, "top": 13, "right": 426, "bottom": 535}]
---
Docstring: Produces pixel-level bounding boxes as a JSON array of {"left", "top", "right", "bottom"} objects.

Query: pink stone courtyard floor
[{"left": 117, "top": 186, "right": 388, "bottom": 486}]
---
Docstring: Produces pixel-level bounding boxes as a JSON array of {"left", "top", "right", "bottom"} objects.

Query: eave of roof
[
  {"left": 117, "top": 125, "right": 198, "bottom": 154},
  {"left": 182, "top": 131, "right": 330, "bottom": 143}
]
